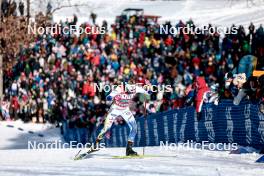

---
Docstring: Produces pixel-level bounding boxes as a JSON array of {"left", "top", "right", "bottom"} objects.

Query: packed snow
[
  {"left": 0, "top": 120, "right": 62, "bottom": 150},
  {"left": 0, "top": 146, "right": 263, "bottom": 176},
  {"left": 0, "top": 121, "right": 263, "bottom": 176}
]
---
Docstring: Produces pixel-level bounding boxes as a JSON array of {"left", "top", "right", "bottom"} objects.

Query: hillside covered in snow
[{"left": 30, "top": 0, "right": 264, "bottom": 29}]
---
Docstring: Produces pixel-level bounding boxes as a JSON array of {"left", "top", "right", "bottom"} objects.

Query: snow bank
[{"left": 0, "top": 120, "right": 62, "bottom": 150}]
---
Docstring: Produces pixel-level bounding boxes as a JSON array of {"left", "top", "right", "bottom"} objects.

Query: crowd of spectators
[{"left": 1, "top": 9, "right": 264, "bottom": 133}]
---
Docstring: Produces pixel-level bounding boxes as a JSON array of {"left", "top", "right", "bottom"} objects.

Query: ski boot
[{"left": 126, "top": 141, "right": 138, "bottom": 156}]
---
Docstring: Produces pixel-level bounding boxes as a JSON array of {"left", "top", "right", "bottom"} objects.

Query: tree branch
[{"left": 51, "top": 4, "right": 92, "bottom": 14}]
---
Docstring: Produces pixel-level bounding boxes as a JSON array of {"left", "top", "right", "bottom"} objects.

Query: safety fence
[{"left": 62, "top": 100, "right": 264, "bottom": 149}]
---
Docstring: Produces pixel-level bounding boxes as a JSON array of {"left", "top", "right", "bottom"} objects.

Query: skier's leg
[
  {"left": 126, "top": 115, "right": 137, "bottom": 143},
  {"left": 122, "top": 110, "right": 138, "bottom": 156},
  {"left": 96, "top": 108, "right": 116, "bottom": 144},
  {"left": 74, "top": 109, "right": 118, "bottom": 159}
]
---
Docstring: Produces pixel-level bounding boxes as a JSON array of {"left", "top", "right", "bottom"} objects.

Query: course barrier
[{"left": 62, "top": 100, "right": 264, "bottom": 149}]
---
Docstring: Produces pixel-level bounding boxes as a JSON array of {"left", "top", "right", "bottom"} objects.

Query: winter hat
[{"left": 192, "top": 57, "right": 200, "bottom": 65}]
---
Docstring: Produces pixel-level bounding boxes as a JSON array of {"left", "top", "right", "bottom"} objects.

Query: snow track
[
  {"left": 0, "top": 147, "right": 263, "bottom": 176},
  {"left": 0, "top": 121, "right": 263, "bottom": 176}
]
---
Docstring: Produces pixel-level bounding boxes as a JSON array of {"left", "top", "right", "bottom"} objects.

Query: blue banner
[{"left": 63, "top": 100, "right": 264, "bottom": 149}]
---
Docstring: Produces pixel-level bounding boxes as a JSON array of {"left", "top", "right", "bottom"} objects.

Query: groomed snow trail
[
  {"left": 0, "top": 120, "right": 263, "bottom": 176},
  {"left": 0, "top": 147, "right": 263, "bottom": 176}
]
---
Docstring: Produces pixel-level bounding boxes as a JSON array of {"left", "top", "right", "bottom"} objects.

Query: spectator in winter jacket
[
  {"left": 232, "top": 73, "right": 247, "bottom": 105},
  {"left": 223, "top": 72, "right": 234, "bottom": 97},
  {"left": 184, "top": 84, "right": 195, "bottom": 106},
  {"left": 1, "top": 98, "right": 10, "bottom": 120},
  {"left": 194, "top": 76, "right": 219, "bottom": 120},
  {"left": 233, "top": 75, "right": 264, "bottom": 115},
  {"left": 18, "top": 0, "right": 24, "bottom": 16},
  {"left": 1, "top": 0, "right": 9, "bottom": 17},
  {"left": 194, "top": 77, "right": 210, "bottom": 114}
]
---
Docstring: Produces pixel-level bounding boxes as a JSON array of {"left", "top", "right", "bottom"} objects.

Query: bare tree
[
  {"left": 0, "top": 0, "right": 97, "bottom": 101},
  {"left": 50, "top": 3, "right": 92, "bottom": 14},
  {"left": 27, "top": 0, "right": 30, "bottom": 23},
  {"left": 30, "top": 0, "right": 94, "bottom": 16}
]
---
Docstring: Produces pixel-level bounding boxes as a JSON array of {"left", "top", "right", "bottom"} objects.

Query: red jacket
[
  {"left": 195, "top": 77, "right": 209, "bottom": 113},
  {"left": 11, "top": 96, "right": 20, "bottom": 110},
  {"left": 82, "top": 82, "right": 95, "bottom": 97}
]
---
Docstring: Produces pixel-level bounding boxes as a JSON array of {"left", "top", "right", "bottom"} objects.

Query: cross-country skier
[{"left": 93, "top": 82, "right": 150, "bottom": 156}]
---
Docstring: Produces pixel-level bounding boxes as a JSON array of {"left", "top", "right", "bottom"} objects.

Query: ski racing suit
[{"left": 97, "top": 85, "right": 149, "bottom": 143}]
